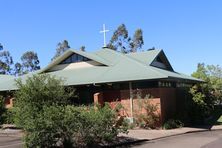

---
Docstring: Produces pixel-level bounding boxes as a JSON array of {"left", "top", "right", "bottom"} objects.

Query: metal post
[{"left": 129, "top": 82, "right": 134, "bottom": 123}]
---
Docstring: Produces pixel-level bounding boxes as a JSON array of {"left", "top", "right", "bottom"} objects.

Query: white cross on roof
[{"left": 100, "top": 24, "right": 109, "bottom": 47}]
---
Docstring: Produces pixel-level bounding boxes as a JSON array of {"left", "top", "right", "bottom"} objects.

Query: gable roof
[
  {"left": 0, "top": 48, "right": 202, "bottom": 91},
  {"left": 127, "top": 49, "right": 161, "bottom": 65},
  {"left": 40, "top": 49, "right": 111, "bottom": 73}
]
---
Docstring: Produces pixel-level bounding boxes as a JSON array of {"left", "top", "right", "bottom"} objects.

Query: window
[
  {"left": 156, "top": 56, "right": 164, "bottom": 63},
  {"left": 60, "top": 53, "right": 90, "bottom": 64}
]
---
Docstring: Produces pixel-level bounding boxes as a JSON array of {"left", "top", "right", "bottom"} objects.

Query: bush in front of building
[
  {"left": 0, "top": 96, "right": 6, "bottom": 125},
  {"left": 22, "top": 104, "right": 128, "bottom": 147},
  {"left": 189, "top": 64, "right": 222, "bottom": 125},
  {"left": 14, "top": 74, "right": 128, "bottom": 147},
  {"left": 133, "top": 92, "right": 161, "bottom": 129},
  {"left": 2, "top": 108, "right": 15, "bottom": 124}
]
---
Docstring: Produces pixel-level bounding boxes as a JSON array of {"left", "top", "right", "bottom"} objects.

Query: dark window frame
[{"left": 60, "top": 53, "right": 90, "bottom": 64}]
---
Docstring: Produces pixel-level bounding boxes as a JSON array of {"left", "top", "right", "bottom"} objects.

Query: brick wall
[
  {"left": 100, "top": 87, "right": 177, "bottom": 124},
  {"left": 4, "top": 96, "right": 14, "bottom": 108}
]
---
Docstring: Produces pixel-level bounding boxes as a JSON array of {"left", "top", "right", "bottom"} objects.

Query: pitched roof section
[
  {"left": 0, "top": 75, "right": 14, "bottom": 83},
  {"left": 0, "top": 48, "right": 202, "bottom": 91},
  {"left": 40, "top": 49, "right": 111, "bottom": 73},
  {"left": 127, "top": 49, "right": 161, "bottom": 65},
  {"left": 127, "top": 50, "right": 174, "bottom": 71}
]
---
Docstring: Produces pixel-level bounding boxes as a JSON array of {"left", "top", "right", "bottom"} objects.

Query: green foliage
[
  {"left": 0, "top": 96, "right": 6, "bottom": 124},
  {"left": 0, "top": 50, "right": 13, "bottom": 74},
  {"left": 14, "top": 74, "right": 127, "bottom": 147},
  {"left": 52, "top": 40, "right": 70, "bottom": 60},
  {"left": 108, "top": 24, "right": 144, "bottom": 53},
  {"left": 163, "top": 119, "right": 184, "bottom": 129},
  {"left": 133, "top": 91, "right": 161, "bottom": 129},
  {"left": 22, "top": 104, "right": 128, "bottom": 147},
  {"left": 13, "top": 62, "right": 23, "bottom": 76},
  {"left": 189, "top": 63, "right": 222, "bottom": 124},
  {"left": 20, "top": 51, "right": 40, "bottom": 73},
  {"left": 70, "top": 104, "right": 128, "bottom": 147},
  {"left": 14, "top": 74, "right": 74, "bottom": 128},
  {"left": 129, "top": 29, "right": 144, "bottom": 52},
  {"left": 2, "top": 108, "right": 15, "bottom": 124}
]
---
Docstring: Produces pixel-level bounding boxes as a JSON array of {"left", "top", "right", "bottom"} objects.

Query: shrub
[
  {"left": 164, "top": 119, "right": 184, "bottom": 129},
  {"left": 23, "top": 104, "right": 128, "bottom": 147},
  {"left": 134, "top": 92, "right": 161, "bottom": 129},
  {"left": 189, "top": 85, "right": 213, "bottom": 124},
  {"left": 0, "top": 96, "right": 6, "bottom": 125},
  {"left": 14, "top": 74, "right": 128, "bottom": 147},
  {"left": 71, "top": 104, "right": 128, "bottom": 147},
  {"left": 14, "top": 74, "right": 74, "bottom": 128},
  {"left": 2, "top": 108, "right": 15, "bottom": 124}
]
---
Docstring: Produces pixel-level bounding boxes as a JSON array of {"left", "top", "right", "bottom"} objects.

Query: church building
[{"left": 0, "top": 48, "right": 201, "bottom": 123}]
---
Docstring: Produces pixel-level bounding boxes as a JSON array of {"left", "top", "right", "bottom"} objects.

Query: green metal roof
[
  {"left": 0, "top": 48, "right": 202, "bottom": 91},
  {"left": 127, "top": 49, "right": 161, "bottom": 65}
]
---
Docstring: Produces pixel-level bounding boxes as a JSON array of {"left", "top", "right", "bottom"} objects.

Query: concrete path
[
  {"left": 0, "top": 129, "right": 23, "bottom": 137},
  {"left": 119, "top": 125, "right": 222, "bottom": 141},
  {"left": 0, "top": 129, "right": 23, "bottom": 148}
]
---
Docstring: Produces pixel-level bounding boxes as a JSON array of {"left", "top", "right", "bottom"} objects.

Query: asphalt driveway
[{"left": 134, "top": 130, "right": 222, "bottom": 148}]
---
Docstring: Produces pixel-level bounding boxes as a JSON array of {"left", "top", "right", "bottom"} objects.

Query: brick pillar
[
  {"left": 94, "top": 92, "right": 104, "bottom": 107},
  {"left": 5, "top": 97, "right": 14, "bottom": 108}
]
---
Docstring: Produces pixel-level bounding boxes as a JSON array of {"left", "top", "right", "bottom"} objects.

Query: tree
[
  {"left": 129, "top": 29, "right": 144, "bottom": 52},
  {"left": 13, "top": 62, "right": 23, "bottom": 76},
  {"left": 189, "top": 63, "right": 222, "bottom": 124},
  {"left": 192, "top": 64, "right": 222, "bottom": 103},
  {"left": 0, "top": 45, "right": 13, "bottom": 74},
  {"left": 52, "top": 40, "right": 70, "bottom": 60},
  {"left": 108, "top": 24, "right": 144, "bottom": 53},
  {"left": 14, "top": 74, "right": 75, "bottom": 146},
  {"left": 108, "top": 24, "right": 129, "bottom": 53},
  {"left": 80, "top": 46, "right": 86, "bottom": 52},
  {"left": 20, "top": 51, "right": 40, "bottom": 74}
]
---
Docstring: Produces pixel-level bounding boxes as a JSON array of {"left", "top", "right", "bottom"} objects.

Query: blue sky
[{"left": 0, "top": 0, "right": 221, "bottom": 75}]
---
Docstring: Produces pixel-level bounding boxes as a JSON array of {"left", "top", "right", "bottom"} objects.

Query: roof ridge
[
  {"left": 127, "top": 49, "right": 162, "bottom": 55},
  {"left": 100, "top": 49, "right": 167, "bottom": 78},
  {"left": 126, "top": 50, "right": 162, "bottom": 65},
  {"left": 93, "top": 49, "right": 114, "bottom": 66}
]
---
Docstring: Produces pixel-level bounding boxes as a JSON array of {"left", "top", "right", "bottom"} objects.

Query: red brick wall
[
  {"left": 4, "top": 96, "right": 14, "bottom": 108},
  {"left": 101, "top": 87, "right": 177, "bottom": 124},
  {"left": 93, "top": 92, "right": 104, "bottom": 106}
]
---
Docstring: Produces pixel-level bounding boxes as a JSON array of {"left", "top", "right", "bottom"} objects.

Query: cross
[{"left": 100, "top": 24, "right": 109, "bottom": 47}]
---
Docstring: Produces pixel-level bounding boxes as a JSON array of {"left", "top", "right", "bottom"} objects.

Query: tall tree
[
  {"left": 108, "top": 24, "right": 129, "bottom": 53},
  {"left": 0, "top": 44, "right": 13, "bottom": 75},
  {"left": 52, "top": 40, "right": 70, "bottom": 60},
  {"left": 21, "top": 51, "right": 40, "bottom": 73},
  {"left": 129, "top": 29, "right": 144, "bottom": 52},
  {"left": 108, "top": 24, "right": 144, "bottom": 53}
]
